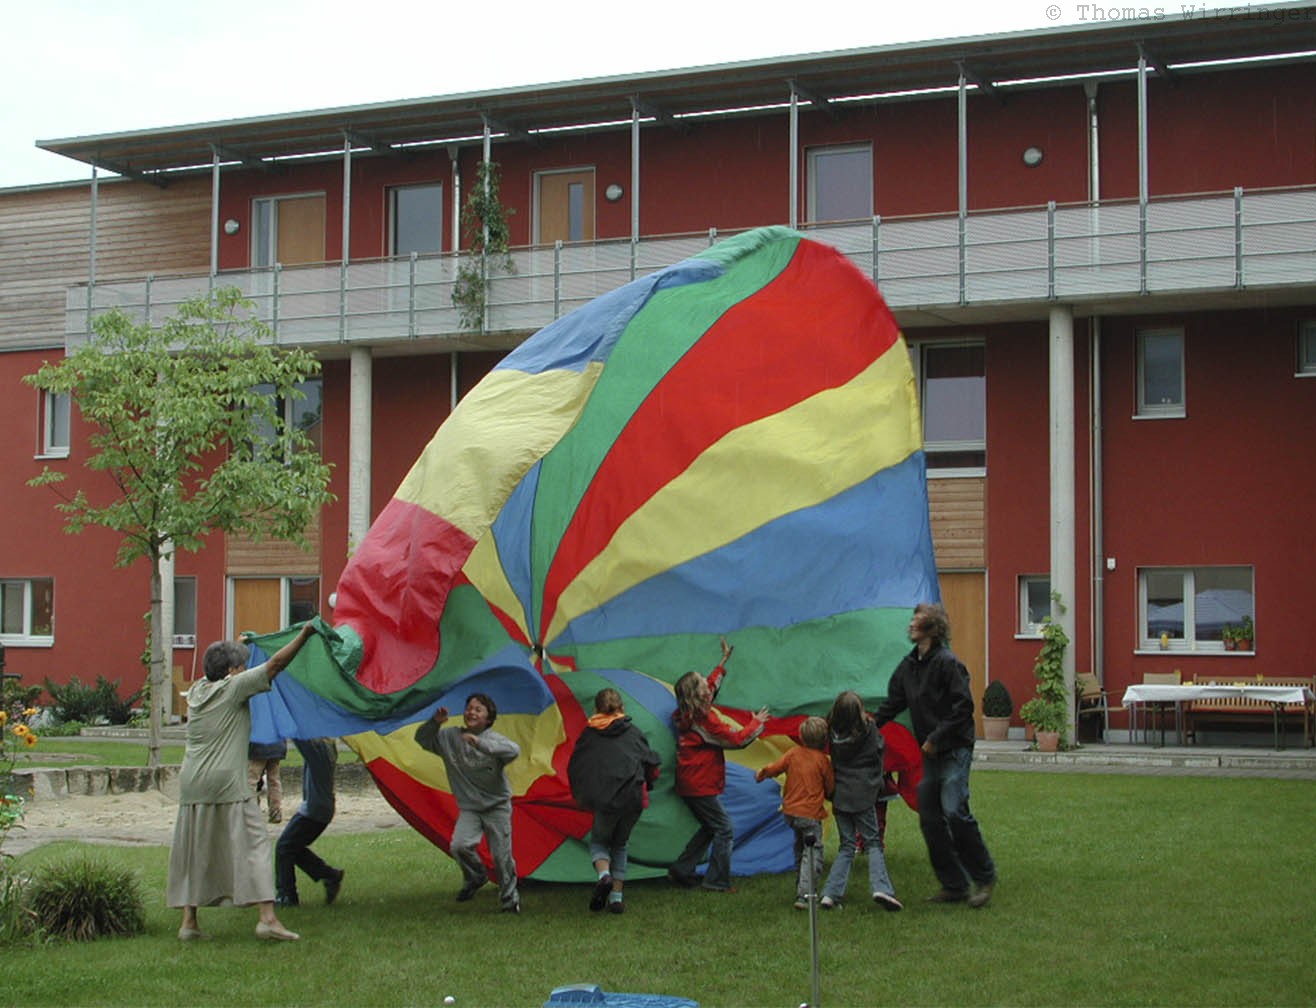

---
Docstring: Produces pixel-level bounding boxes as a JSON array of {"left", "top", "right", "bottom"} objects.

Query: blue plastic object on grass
[{"left": 544, "top": 984, "right": 697, "bottom": 1008}]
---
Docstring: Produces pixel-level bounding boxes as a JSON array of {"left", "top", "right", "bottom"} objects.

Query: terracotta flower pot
[
  {"left": 1035, "top": 730, "right": 1060, "bottom": 753},
  {"left": 983, "top": 716, "right": 1011, "bottom": 741}
]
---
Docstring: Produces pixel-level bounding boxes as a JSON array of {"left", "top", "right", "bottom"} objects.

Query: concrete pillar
[
  {"left": 348, "top": 347, "right": 373, "bottom": 554},
  {"left": 1049, "top": 305, "right": 1077, "bottom": 739}
]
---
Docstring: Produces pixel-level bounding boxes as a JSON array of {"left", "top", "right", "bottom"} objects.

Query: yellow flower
[
  {"left": 23, "top": 733, "right": 38, "bottom": 747},
  {"left": 0, "top": 710, "right": 7, "bottom": 725},
  {"left": 12, "top": 724, "right": 30, "bottom": 738},
  {"left": 23, "top": 707, "right": 38, "bottom": 717}
]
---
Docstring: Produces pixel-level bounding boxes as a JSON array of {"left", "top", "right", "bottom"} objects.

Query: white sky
[{"left": 3, "top": 1, "right": 1106, "bottom": 189}]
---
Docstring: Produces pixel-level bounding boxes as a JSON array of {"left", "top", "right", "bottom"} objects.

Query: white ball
[{"left": 444, "top": 998, "right": 456, "bottom": 1006}]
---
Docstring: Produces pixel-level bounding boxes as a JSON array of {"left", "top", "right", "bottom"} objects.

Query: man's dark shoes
[
  {"left": 590, "top": 873, "right": 613, "bottom": 912},
  {"left": 500, "top": 901, "right": 521, "bottom": 914},
  {"left": 274, "top": 894, "right": 298, "bottom": 908},
  {"left": 926, "top": 888, "right": 969, "bottom": 904},
  {"left": 666, "top": 869, "right": 701, "bottom": 888},
  {"left": 325, "top": 868, "right": 345, "bottom": 905},
  {"left": 967, "top": 881, "right": 995, "bottom": 908},
  {"left": 456, "top": 876, "right": 488, "bottom": 902}
]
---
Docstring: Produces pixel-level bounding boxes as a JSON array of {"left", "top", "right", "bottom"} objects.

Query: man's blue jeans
[{"left": 917, "top": 745, "right": 995, "bottom": 893}]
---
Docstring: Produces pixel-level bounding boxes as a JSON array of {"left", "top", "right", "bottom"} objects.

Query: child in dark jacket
[
  {"left": 819, "top": 690, "right": 903, "bottom": 912},
  {"left": 567, "top": 688, "right": 662, "bottom": 914},
  {"left": 755, "top": 715, "right": 834, "bottom": 909},
  {"left": 667, "top": 637, "right": 769, "bottom": 892}
]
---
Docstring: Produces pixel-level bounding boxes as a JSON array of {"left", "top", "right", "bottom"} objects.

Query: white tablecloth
[{"left": 1121, "top": 684, "right": 1314, "bottom": 705}]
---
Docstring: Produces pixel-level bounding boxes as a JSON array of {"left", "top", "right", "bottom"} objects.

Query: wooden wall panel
[
  {"left": 0, "top": 178, "right": 211, "bottom": 351},
  {"left": 929, "top": 476, "right": 985, "bottom": 570},
  {"left": 225, "top": 511, "right": 323, "bottom": 576}
]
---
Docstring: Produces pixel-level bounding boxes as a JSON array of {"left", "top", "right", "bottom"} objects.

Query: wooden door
[
  {"left": 276, "top": 195, "right": 326, "bottom": 264},
  {"left": 938, "top": 572, "right": 987, "bottom": 735},
  {"left": 232, "top": 578, "right": 282, "bottom": 637},
  {"left": 536, "top": 170, "right": 595, "bottom": 244}
]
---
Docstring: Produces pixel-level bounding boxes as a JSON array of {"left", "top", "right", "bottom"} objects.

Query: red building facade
[{"left": 3, "top": 12, "right": 1314, "bottom": 737}]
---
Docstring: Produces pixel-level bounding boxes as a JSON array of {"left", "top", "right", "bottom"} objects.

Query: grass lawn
[{"left": 4, "top": 770, "right": 1312, "bottom": 1007}]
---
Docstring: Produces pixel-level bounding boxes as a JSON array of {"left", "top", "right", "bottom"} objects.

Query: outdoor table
[{"left": 1121, "top": 683, "right": 1316, "bottom": 750}]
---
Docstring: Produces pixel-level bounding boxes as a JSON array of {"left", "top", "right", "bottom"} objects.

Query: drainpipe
[
  {"left": 1085, "top": 80, "right": 1106, "bottom": 690},
  {"left": 209, "top": 147, "right": 221, "bottom": 281},
  {"left": 87, "top": 165, "right": 98, "bottom": 333}
]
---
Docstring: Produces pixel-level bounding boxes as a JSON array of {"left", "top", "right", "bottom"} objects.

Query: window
[
  {"left": 390, "top": 183, "right": 444, "bottom": 255},
  {"left": 40, "top": 390, "right": 70, "bottom": 457},
  {"left": 1139, "top": 566, "right": 1254, "bottom": 652},
  {"left": 0, "top": 578, "right": 54, "bottom": 645},
  {"left": 173, "top": 576, "right": 197, "bottom": 646},
  {"left": 915, "top": 341, "right": 986, "bottom": 471},
  {"left": 231, "top": 576, "right": 321, "bottom": 637},
  {"left": 807, "top": 144, "right": 872, "bottom": 223},
  {"left": 1018, "top": 576, "right": 1051, "bottom": 636},
  {"left": 1137, "top": 328, "right": 1185, "bottom": 417},
  {"left": 251, "top": 194, "right": 326, "bottom": 268},
  {"left": 1299, "top": 321, "right": 1316, "bottom": 375},
  {"left": 252, "top": 378, "right": 323, "bottom": 455}
]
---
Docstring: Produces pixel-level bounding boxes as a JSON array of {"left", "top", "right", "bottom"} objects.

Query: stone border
[{"left": 10, "top": 760, "right": 376, "bottom": 802}]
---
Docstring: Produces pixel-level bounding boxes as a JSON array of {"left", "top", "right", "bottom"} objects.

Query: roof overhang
[{"left": 36, "top": 4, "right": 1316, "bottom": 181}]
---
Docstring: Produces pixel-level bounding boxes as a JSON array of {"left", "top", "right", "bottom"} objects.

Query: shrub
[
  {"left": 42, "top": 676, "right": 142, "bottom": 726},
  {"left": 25, "top": 856, "right": 146, "bottom": 941},
  {"left": 981, "top": 680, "right": 1014, "bottom": 718}
]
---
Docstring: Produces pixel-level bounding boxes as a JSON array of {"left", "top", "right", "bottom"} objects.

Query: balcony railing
[{"left": 66, "top": 186, "right": 1316, "bottom": 349}]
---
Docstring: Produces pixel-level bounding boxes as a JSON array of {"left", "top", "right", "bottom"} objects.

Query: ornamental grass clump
[{"left": 25, "top": 856, "right": 146, "bottom": 942}]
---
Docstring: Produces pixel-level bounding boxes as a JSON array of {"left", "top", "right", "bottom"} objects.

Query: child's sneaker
[
  {"left": 793, "top": 897, "right": 809, "bottom": 910},
  {"left": 820, "top": 896, "right": 840, "bottom": 910},
  {"left": 872, "top": 891, "right": 903, "bottom": 912},
  {"left": 589, "top": 873, "right": 612, "bottom": 912},
  {"left": 607, "top": 893, "right": 625, "bottom": 914}
]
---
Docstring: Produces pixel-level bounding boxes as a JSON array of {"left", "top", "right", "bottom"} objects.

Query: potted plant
[
  {"left": 981, "top": 680, "right": 1013, "bottom": 741},
  {"left": 1221, "top": 623, "right": 1237, "bottom": 651},
  {"left": 1234, "top": 615, "right": 1254, "bottom": 651},
  {"left": 1019, "top": 608, "right": 1071, "bottom": 752}
]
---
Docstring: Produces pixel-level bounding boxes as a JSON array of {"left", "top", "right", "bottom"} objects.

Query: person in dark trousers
[
  {"left": 567, "top": 687, "right": 662, "bottom": 914},
  {"left": 874, "top": 602, "right": 997, "bottom": 908},
  {"left": 275, "top": 737, "right": 345, "bottom": 907}
]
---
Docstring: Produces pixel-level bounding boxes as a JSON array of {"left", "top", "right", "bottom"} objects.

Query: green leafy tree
[{"left": 23, "top": 288, "right": 335, "bottom": 767}]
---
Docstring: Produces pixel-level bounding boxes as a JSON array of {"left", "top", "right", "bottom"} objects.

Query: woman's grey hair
[{"left": 203, "top": 640, "right": 250, "bottom": 681}]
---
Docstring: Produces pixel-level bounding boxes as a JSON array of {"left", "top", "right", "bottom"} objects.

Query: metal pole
[
  {"left": 804, "top": 832, "right": 821, "bottom": 1008},
  {"left": 210, "top": 147, "right": 221, "bottom": 280},
  {"left": 957, "top": 69, "right": 968, "bottom": 305},
  {"left": 1137, "top": 48, "right": 1149, "bottom": 294},
  {"left": 788, "top": 84, "right": 799, "bottom": 230}
]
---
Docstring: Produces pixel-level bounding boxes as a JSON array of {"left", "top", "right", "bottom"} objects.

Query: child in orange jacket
[{"left": 756, "top": 716, "right": 834, "bottom": 909}]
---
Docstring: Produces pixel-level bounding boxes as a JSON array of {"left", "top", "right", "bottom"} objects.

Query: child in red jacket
[{"left": 667, "top": 638, "right": 768, "bottom": 892}]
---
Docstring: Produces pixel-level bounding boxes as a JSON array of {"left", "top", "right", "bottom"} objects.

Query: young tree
[{"left": 24, "top": 288, "right": 335, "bottom": 767}]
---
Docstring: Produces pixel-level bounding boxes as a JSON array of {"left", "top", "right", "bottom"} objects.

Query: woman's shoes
[
  {"left": 255, "top": 921, "right": 300, "bottom": 941},
  {"left": 177, "top": 926, "right": 210, "bottom": 941}
]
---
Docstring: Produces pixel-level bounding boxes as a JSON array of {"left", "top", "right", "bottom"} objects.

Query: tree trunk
[{"left": 148, "top": 559, "right": 164, "bottom": 769}]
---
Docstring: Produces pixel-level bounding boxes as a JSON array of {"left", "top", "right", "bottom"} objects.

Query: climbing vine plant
[{"left": 452, "top": 160, "right": 515, "bottom": 331}]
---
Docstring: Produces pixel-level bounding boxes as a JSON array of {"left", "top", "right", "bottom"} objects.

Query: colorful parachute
[{"left": 250, "top": 226, "right": 939, "bottom": 882}]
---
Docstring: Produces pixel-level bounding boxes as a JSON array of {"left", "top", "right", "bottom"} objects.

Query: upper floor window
[
  {"left": 40, "top": 389, "right": 70, "bottom": 457},
  {"left": 251, "top": 378, "right": 323, "bottom": 455},
  {"left": 1, "top": 577, "right": 54, "bottom": 645},
  {"left": 807, "top": 144, "right": 872, "bottom": 224},
  {"left": 1298, "top": 320, "right": 1316, "bottom": 376},
  {"left": 1018, "top": 575, "right": 1051, "bottom": 636},
  {"left": 251, "top": 194, "right": 327, "bottom": 268},
  {"left": 915, "top": 341, "right": 986, "bottom": 472},
  {"left": 1140, "top": 565, "right": 1254, "bottom": 652},
  {"left": 1136, "top": 328, "right": 1185, "bottom": 417},
  {"left": 390, "top": 183, "right": 444, "bottom": 256}
]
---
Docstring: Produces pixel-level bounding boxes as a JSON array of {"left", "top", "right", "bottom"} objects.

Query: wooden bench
[{"left": 1183, "top": 674, "right": 1315, "bottom": 748}]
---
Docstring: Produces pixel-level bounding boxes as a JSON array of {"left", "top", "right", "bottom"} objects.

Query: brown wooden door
[
  {"left": 938, "top": 572, "right": 987, "bottom": 735},
  {"left": 276, "top": 195, "right": 326, "bottom": 264},
  {"left": 232, "top": 578, "right": 282, "bottom": 637},
  {"left": 536, "top": 170, "right": 595, "bottom": 244}
]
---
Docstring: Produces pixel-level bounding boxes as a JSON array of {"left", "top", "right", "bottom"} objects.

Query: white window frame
[
  {"left": 806, "top": 143, "right": 873, "bottom": 224},
  {"left": 1136, "top": 327, "right": 1185, "bottom": 418},
  {"left": 39, "top": 389, "right": 71, "bottom": 458},
  {"left": 1018, "top": 575, "right": 1052, "bottom": 637},
  {"left": 1137, "top": 565, "right": 1255, "bottom": 653},
  {"left": 0, "top": 578, "right": 55, "bottom": 647},
  {"left": 910, "top": 338, "right": 987, "bottom": 476},
  {"left": 172, "top": 576, "right": 197, "bottom": 647},
  {"left": 1298, "top": 320, "right": 1316, "bottom": 376}
]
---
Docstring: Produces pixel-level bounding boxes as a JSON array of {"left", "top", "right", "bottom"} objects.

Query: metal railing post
[
  {"left": 871, "top": 215, "right": 880, "bottom": 287},
  {"left": 272, "top": 264, "right": 281, "bottom": 343},
  {"left": 409, "top": 252, "right": 418, "bottom": 338},
  {"left": 958, "top": 212, "right": 967, "bottom": 305},
  {"left": 1233, "top": 186, "right": 1244, "bottom": 290},
  {"left": 1139, "top": 199, "right": 1148, "bottom": 295},
  {"left": 630, "top": 236, "right": 638, "bottom": 282},
  {"left": 708, "top": 227, "right": 718, "bottom": 247},
  {"left": 552, "top": 240, "right": 563, "bottom": 320},
  {"left": 339, "top": 261, "right": 348, "bottom": 342},
  {"left": 144, "top": 274, "right": 154, "bottom": 327},
  {"left": 1047, "top": 201, "right": 1057, "bottom": 300}
]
